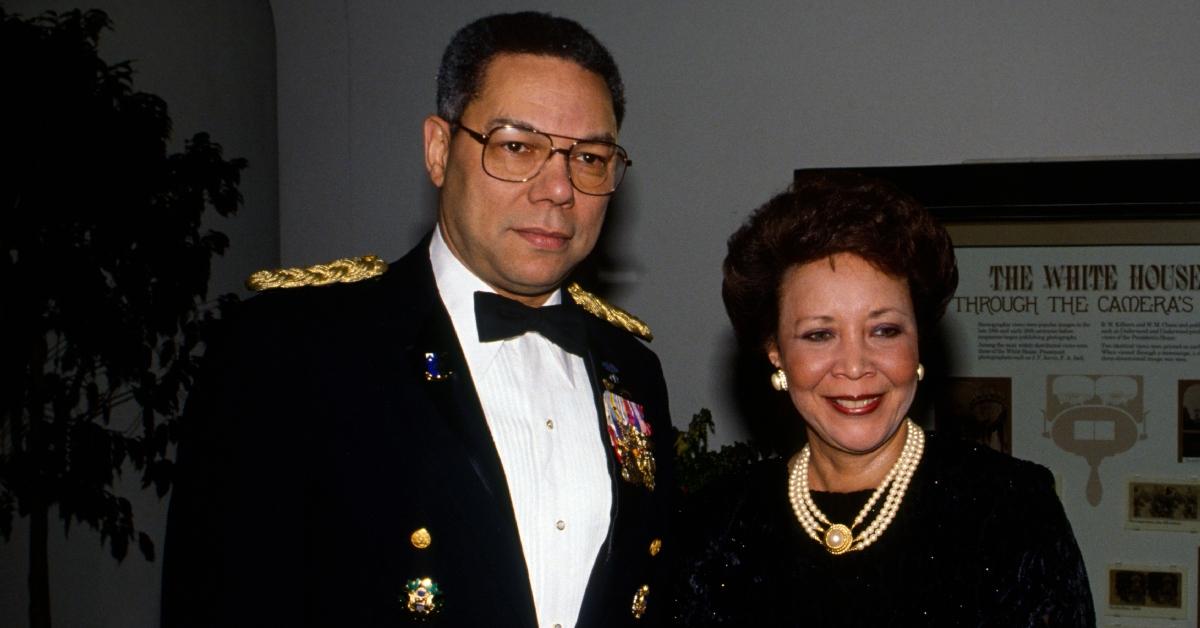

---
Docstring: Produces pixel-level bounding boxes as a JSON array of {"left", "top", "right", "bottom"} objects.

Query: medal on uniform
[
  {"left": 403, "top": 576, "right": 441, "bottom": 615},
  {"left": 601, "top": 365, "right": 656, "bottom": 491},
  {"left": 631, "top": 584, "right": 650, "bottom": 619}
]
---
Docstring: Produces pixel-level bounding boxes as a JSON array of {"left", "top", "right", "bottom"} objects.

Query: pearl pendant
[
  {"left": 824, "top": 523, "right": 853, "bottom": 554},
  {"left": 788, "top": 419, "right": 925, "bottom": 556}
]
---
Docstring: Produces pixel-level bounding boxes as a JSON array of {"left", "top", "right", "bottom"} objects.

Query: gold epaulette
[
  {"left": 245, "top": 255, "right": 387, "bottom": 291},
  {"left": 568, "top": 282, "right": 653, "bottom": 341}
]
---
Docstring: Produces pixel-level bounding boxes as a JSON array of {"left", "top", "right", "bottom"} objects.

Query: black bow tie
[{"left": 474, "top": 291, "right": 587, "bottom": 356}]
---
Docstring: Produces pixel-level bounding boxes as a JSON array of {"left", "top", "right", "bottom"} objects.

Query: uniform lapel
[
  {"left": 577, "top": 340, "right": 622, "bottom": 626},
  {"left": 567, "top": 288, "right": 671, "bottom": 628},
  {"left": 572, "top": 293, "right": 650, "bottom": 628},
  {"left": 377, "top": 244, "right": 537, "bottom": 626}
]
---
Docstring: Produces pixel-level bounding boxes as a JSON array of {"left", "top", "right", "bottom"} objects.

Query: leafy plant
[
  {"left": 673, "top": 408, "right": 766, "bottom": 495},
  {"left": 0, "top": 9, "right": 244, "bottom": 627}
]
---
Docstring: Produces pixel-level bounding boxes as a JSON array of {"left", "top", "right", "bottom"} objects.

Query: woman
[{"left": 674, "top": 172, "right": 1094, "bottom": 626}]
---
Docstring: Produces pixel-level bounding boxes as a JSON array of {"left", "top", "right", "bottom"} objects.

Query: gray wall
[{"left": 0, "top": 2, "right": 277, "bottom": 627}]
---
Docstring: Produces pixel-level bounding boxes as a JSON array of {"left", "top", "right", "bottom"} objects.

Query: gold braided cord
[
  {"left": 245, "top": 255, "right": 387, "bottom": 291},
  {"left": 568, "top": 282, "right": 653, "bottom": 341}
]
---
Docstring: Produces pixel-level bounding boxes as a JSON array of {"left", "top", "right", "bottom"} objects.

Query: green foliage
[
  {"left": 673, "top": 408, "right": 765, "bottom": 495},
  {"left": 0, "top": 7, "right": 244, "bottom": 565}
]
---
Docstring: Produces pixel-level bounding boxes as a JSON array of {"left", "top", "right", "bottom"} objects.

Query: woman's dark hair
[
  {"left": 722, "top": 171, "right": 958, "bottom": 352},
  {"left": 436, "top": 12, "right": 625, "bottom": 126}
]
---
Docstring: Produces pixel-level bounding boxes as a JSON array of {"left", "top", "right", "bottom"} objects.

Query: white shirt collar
[{"left": 429, "top": 226, "right": 567, "bottom": 379}]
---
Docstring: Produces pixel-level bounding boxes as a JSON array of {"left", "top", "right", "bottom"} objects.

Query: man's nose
[{"left": 529, "top": 149, "right": 575, "bottom": 204}]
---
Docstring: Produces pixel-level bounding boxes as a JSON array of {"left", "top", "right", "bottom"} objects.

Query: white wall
[{"left": 0, "top": 2, "right": 277, "bottom": 627}]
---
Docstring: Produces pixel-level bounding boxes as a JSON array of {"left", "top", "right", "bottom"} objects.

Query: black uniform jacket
[{"left": 161, "top": 238, "right": 674, "bottom": 627}]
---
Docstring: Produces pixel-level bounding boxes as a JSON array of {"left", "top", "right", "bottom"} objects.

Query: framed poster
[{"left": 937, "top": 244, "right": 1198, "bottom": 503}]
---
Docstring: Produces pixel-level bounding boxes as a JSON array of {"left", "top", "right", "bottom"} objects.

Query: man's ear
[{"left": 423, "top": 115, "right": 452, "bottom": 188}]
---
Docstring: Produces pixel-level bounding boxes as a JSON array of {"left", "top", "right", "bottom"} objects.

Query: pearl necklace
[{"left": 787, "top": 419, "right": 925, "bottom": 554}]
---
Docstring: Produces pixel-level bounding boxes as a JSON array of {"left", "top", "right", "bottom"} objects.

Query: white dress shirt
[{"left": 430, "top": 228, "right": 613, "bottom": 628}]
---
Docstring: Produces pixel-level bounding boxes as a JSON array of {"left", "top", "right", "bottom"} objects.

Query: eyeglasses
[{"left": 455, "top": 123, "right": 631, "bottom": 196}]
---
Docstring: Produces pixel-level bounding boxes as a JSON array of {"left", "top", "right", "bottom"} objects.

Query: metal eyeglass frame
[{"left": 454, "top": 122, "right": 631, "bottom": 196}]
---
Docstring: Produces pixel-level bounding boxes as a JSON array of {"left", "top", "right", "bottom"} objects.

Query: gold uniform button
[
  {"left": 648, "top": 538, "right": 662, "bottom": 556},
  {"left": 410, "top": 527, "right": 432, "bottom": 549},
  {"left": 555, "top": 520, "right": 566, "bottom": 531},
  {"left": 546, "top": 419, "right": 555, "bottom": 430}
]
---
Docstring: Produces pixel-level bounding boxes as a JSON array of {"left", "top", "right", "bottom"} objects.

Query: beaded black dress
[{"left": 672, "top": 434, "right": 1095, "bottom": 627}]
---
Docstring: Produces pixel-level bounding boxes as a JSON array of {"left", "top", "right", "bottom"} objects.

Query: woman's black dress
[{"left": 673, "top": 434, "right": 1095, "bottom": 627}]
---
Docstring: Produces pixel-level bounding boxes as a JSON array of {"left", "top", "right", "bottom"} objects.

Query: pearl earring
[
  {"left": 916, "top": 363, "right": 925, "bottom": 382},
  {"left": 770, "top": 369, "right": 788, "bottom": 391}
]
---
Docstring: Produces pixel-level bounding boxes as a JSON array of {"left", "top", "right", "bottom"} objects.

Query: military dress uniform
[{"left": 161, "top": 233, "right": 674, "bottom": 627}]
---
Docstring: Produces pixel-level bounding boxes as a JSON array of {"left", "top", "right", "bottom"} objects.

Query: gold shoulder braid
[
  {"left": 567, "top": 282, "right": 653, "bottom": 341},
  {"left": 245, "top": 255, "right": 387, "bottom": 291}
]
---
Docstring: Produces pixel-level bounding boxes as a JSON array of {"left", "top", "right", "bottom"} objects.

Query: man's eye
[
  {"left": 501, "top": 141, "right": 530, "bottom": 154},
  {"left": 575, "top": 151, "right": 608, "bottom": 167}
]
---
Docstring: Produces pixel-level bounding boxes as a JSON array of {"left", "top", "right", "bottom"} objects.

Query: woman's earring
[
  {"left": 916, "top": 363, "right": 925, "bottom": 382},
  {"left": 770, "top": 369, "right": 788, "bottom": 391}
]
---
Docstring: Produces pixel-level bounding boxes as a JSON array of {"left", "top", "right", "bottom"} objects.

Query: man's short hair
[{"left": 436, "top": 12, "right": 625, "bottom": 127}]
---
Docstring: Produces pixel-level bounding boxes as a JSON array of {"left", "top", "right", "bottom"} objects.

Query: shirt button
[
  {"left": 555, "top": 520, "right": 566, "bottom": 531},
  {"left": 545, "top": 419, "right": 554, "bottom": 430},
  {"left": 554, "top": 624, "right": 562, "bottom": 628}
]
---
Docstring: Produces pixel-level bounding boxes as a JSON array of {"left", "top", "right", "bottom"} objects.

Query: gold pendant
[{"left": 823, "top": 523, "right": 854, "bottom": 554}]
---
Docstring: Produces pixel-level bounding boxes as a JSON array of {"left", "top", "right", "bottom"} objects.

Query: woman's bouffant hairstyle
[{"left": 722, "top": 171, "right": 958, "bottom": 352}]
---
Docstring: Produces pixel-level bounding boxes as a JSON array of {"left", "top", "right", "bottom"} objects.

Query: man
[{"left": 161, "top": 12, "right": 673, "bottom": 628}]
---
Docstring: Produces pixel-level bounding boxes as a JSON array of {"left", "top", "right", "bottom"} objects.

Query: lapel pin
[
  {"left": 424, "top": 352, "right": 451, "bottom": 382},
  {"left": 601, "top": 361, "right": 621, "bottom": 390}
]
